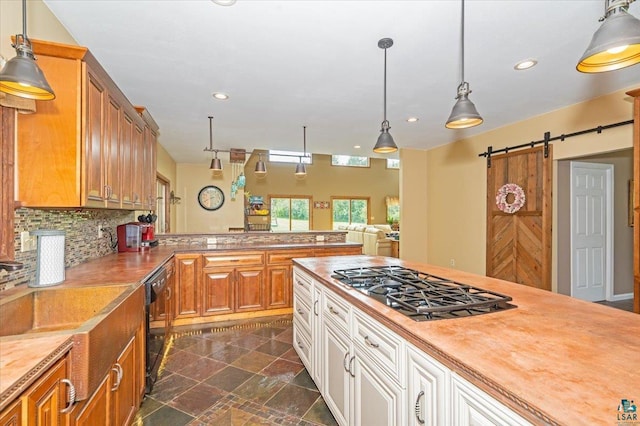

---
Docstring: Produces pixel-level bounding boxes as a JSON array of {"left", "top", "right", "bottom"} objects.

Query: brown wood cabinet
[
  {"left": 201, "top": 267, "right": 234, "bottom": 316},
  {"left": 15, "top": 39, "right": 156, "bottom": 209},
  {"left": 174, "top": 254, "right": 202, "bottom": 319},
  {"left": 26, "top": 356, "right": 69, "bottom": 426},
  {"left": 266, "top": 250, "right": 310, "bottom": 309},
  {"left": 0, "top": 398, "right": 22, "bottom": 426}
]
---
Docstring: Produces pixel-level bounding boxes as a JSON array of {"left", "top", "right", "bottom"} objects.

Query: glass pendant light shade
[
  {"left": 255, "top": 154, "right": 267, "bottom": 175},
  {"left": 0, "top": 0, "right": 55, "bottom": 101},
  {"left": 373, "top": 122, "right": 398, "bottom": 153},
  {"left": 295, "top": 162, "right": 307, "bottom": 176},
  {"left": 577, "top": 2, "right": 640, "bottom": 73},
  {"left": 445, "top": 83, "right": 483, "bottom": 129}
]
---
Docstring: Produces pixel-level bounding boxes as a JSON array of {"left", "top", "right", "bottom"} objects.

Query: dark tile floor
[
  {"left": 596, "top": 298, "right": 634, "bottom": 312},
  {"left": 132, "top": 315, "right": 337, "bottom": 426}
]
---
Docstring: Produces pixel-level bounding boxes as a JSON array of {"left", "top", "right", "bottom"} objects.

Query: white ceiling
[{"left": 42, "top": 0, "right": 640, "bottom": 164}]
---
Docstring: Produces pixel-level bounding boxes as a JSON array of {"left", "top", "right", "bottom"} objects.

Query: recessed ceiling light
[
  {"left": 354, "top": 145, "right": 361, "bottom": 149},
  {"left": 406, "top": 117, "right": 419, "bottom": 123},
  {"left": 211, "top": 0, "right": 237, "bottom": 6},
  {"left": 212, "top": 92, "right": 229, "bottom": 100},
  {"left": 514, "top": 59, "right": 537, "bottom": 70}
]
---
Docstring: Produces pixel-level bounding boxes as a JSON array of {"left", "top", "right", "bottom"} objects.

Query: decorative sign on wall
[{"left": 314, "top": 201, "right": 330, "bottom": 209}]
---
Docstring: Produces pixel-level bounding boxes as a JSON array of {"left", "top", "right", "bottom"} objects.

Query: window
[
  {"left": 386, "top": 196, "right": 400, "bottom": 224},
  {"left": 269, "top": 150, "right": 312, "bottom": 164},
  {"left": 331, "top": 197, "right": 369, "bottom": 230},
  {"left": 386, "top": 159, "right": 400, "bottom": 169},
  {"left": 270, "top": 196, "right": 311, "bottom": 231},
  {"left": 331, "top": 155, "right": 369, "bottom": 167},
  {"left": 155, "top": 174, "right": 170, "bottom": 234}
]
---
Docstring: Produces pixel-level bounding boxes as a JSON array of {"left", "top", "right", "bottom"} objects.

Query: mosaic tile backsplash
[{"left": 1, "top": 208, "right": 134, "bottom": 291}]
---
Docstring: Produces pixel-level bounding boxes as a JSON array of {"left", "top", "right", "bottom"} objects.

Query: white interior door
[{"left": 570, "top": 162, "right": 613, "bottom": 302}]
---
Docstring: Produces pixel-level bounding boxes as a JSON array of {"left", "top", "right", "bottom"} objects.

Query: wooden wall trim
[
  {"left": 627, "top": 88, "right": 640, "bottom": 314},
  {"left": 0, "top": 107, "right": 15, "bottom": 261}
]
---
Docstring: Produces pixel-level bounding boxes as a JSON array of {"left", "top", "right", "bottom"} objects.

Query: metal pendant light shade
[
  {"left": 577, "top": 0, "right": 640, "bottom": 73},
  {"left": 0, "top": 0, "right": 55, "bottom": 100},
  {"left": 295, "top": 125, "right": 308, "bottom": 176},
  {"left": 210, "top": 156, "right": 222, "bottom": 172},
  {"left": 446, "top": 0, "right": 482, "bottom": 130},
  {"left": 373, "top": 38, "right": 398, "bottom": 154},
  {"left": 255, "top": 154, "right": 267, "bottom": 175},
  {"left": 445, "top": 82, "right": 483, "bottom": 129}
]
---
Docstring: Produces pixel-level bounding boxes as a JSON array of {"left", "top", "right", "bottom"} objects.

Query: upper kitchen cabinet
[{"left": 15, "top": 39, "right": 157, "bottom": 209}]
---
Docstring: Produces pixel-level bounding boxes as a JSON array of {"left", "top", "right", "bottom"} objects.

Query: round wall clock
[{"left": 197, "top": 185, "right": 225, "bottom": 211}]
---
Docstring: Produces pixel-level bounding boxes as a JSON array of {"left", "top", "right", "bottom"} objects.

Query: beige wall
[
  {"left": 399, "top": 148, "right": 428, "bottom": 262},
  {"left": 175, "top": 161, "right": 245, "bottom": 233},
  {"left": 412, "top": 87, "right": 637, "bottom": 291},
  {"left": 1, "top": 0, "right": 76, "bottom": 59},
  {"left": 242, "top": 152, "right": 399, "bottom": 230}
]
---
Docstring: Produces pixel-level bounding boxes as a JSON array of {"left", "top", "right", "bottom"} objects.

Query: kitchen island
[{"left": 292, "top": 255, "right": 640, "bottom": 426}]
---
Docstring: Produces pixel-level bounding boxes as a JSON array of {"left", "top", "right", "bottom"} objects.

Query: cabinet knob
[{"left": 60, "top": 379, "right": 76, "bottom": 414}]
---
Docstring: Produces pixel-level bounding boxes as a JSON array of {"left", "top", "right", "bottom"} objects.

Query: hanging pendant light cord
[
  {"left": 303, "top": 126, "right": 307, "bottom": 156},
  {"left": 208, "top": 116, "right": 214, "bottom": 154},
  {"left": 22, "top": 0, "right": 27, "bottom": 38},
  {"left": 383, "top": 47, "right": 388, "bottom": 123},
  {"left": 460, "top": 0, "right": 465, "bottom": 85}
]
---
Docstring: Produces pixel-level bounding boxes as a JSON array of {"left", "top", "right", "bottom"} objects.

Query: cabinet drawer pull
[
  {"left": 111, "top": 363, "right": 123, "bottom": 391},
  {"left": 166, "top": 287, "right": 171, "bottom": 300},
  {"left": 364, "top": 335, "right": 379, "bottom": 348},
  {"left": 60, "top": 379, "right": 76, "bottom": 414},
  {"left": 348, "top": 356, "right": 355, "bottom": 378},
  {"left": 297, "top": 340, "right": 305, "bottom": 350},
  {"left": 328, "top": 306, "right": 340, "bottom": 316},
  {"left": 343, "top": 352, "right": 349, "bottom": 373},
  {"left": 415, "top": 390, "right": 425, "bottom": 424},
  {"left": 313, "top": 300, "right": 319, "bottom": 316},
  {"left": 296, "top": 308, "right": 304, "bottom": 315}
]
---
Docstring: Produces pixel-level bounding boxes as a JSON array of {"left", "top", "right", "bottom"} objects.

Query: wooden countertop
[{"left": 292, "top": 255, "right": 640, "bottom": 426}]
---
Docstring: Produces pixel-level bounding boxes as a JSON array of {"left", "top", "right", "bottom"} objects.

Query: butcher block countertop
[
  {"left": 0, "top": 241, "right": 359, "bottom": 410},
  {"left": 292, "top": 255, "right": 640, "bottom": 426}
]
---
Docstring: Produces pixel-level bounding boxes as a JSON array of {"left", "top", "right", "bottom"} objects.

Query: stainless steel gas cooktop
[{"left": 332, "top": 265, "right": 516, "bottom": 321}]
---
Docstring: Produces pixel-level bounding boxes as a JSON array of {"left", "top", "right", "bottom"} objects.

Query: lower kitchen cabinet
[
  {"left": 73, "top": 376, "right": 109, "bottom": 426},
  {"left": 407, "top": 343, "right": 449, "bottom": 426},
  {"left": 0, "top": 399, "right": 22, "bottom": 426},
  {"left": 321, "top": 320, "right": 351, "bottom": 426},
  {"left": 174, "top": 254, "right": 201, "bottom": 319},
  {"left": 235, "top": 266, "right": 265, "bottom": 312},
  {"left": 265, "top": 265, "right": 290, "bottom": 309},
  {"left": 201, "top": 267, "right": 234, "bottom": 315}
]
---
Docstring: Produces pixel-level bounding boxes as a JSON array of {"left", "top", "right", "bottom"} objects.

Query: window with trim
[
  {"left": 269, "top": 150, "right": 312, "bottom": 164},
  {"left": 156, "top": 174, "right": 170, "bottom": 234},
  {"left": 270, "top": 196, "right": 311, "bottom": 231},
  {"left": 331, "top": 155, "right": 369, "bottom": 167},
  {"left": 331, "top": 197, "right": 369, "bottom": 230},
  {"left": 386, "top": 159, "right": 400, "bottom": 169},
  {"left": 385, "top": 196, "right": 400, "bottom": 223}
]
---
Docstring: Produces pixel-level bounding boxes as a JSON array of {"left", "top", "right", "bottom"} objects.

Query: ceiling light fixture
[
  {"left": 446, "top": 0, "right": 483, "bottom": 129},
  {"left": 0, "top": 0, "right": 55, "bottom": 100},
  {"left": 514, "top": 59, "right": 538, "bottom": 70},
  {"left": 255, "top": 153, "right": 267, "bottom": 175},
  {"left": 295, "top": 126, "right": 308, "bottom": 177},
  {"left": 406, "top": 117, "right": 419, "bottom": 123},
  {"left": 212, "top": 92, "right": 229, "bottom": 100},
  {"left": 204, "top": 116, "right": 223, "bottom": 172},
  {"left": 211, "top": 0, "right": 237, "bottom": 6},
  {"left": 577, "top": 0, "right": 640, "bottom": 73},
  {"left": 373, "top": 38, "right": 398, "bottom": 154}
]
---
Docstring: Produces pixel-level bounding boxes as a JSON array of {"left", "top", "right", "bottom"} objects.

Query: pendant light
[
  {"left": 295, "top": 126, "right": 308, "bottom": 176},
  {"left": 577, "top": 0, "right": 640, "bottom": 73},
  {"left": 0, "top": 0, "right": 55, "bottom": 100},
  {"left": 255, "top": 153, "right": 267, "bottom": 175},
  {"left": 373, "top": 38, "right": 398, "bottom": 154},
  {"left": 205, "top": 116, "right": 223, "bottom": 172},
  {"left": 445, "top": 0, "right": 483, "bottom": 129}
]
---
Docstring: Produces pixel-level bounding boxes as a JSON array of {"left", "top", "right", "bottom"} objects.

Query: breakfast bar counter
[{"left": 292, "top": 255, "right": 640, "bottom": 426}]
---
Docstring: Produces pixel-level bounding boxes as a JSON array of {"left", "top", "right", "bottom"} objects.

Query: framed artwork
[
  {"left": 314, "top": 201, "right": 330, "bottom": 209},
  {"left": 629, "top": 179, "right": 634, "bottom": 227}
]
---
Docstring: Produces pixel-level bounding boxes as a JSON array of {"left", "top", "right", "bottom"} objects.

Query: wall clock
[{"left": 197, "top": 185, "right": 225, "bottom": 211}]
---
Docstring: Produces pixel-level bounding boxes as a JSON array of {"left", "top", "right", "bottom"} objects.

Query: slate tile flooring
[{"left": 133, "top": 315, "right": 337, "bottom": 426}]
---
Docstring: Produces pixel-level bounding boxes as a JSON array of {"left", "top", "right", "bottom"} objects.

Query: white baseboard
[{"left": 607, "top": 292, "right": 633, "bottom": 302}]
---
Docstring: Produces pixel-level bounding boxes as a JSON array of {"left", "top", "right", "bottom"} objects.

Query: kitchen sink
[{"left": 0, "top": 283, "right": 144, "bottom": 399}]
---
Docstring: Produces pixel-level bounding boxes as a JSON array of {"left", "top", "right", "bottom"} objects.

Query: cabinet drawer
[
  {"left": 293, "top": 268, "right": 313, "bottom": 300},
  {"left": 267, "top": 250, "right": 312, "bottom": 264},
  {"left": 323, "top": 288, "right": 350, "bottom": 331},
  {"left": 293, "top": 293, "right": 313, "bottom": 334},
  {"left": 292, "top": 324, "right": 312, "bottom": 372},
  {"left": 352, "top": 308, "right": 405, "bottom": 386},
  {"left": 203, "top": 252, "right": 264, "bottom": 267}
]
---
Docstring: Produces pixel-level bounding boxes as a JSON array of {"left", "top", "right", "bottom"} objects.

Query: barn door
[{"left": 486, "top": 146, "right": 552, "bottom": 290}]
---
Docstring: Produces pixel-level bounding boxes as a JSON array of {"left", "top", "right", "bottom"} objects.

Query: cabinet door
[
  {"left": 202, "top": 267, "right": 234, "bottom": 316},
  {"left": 0, "top": 399, "right": 22, "bottom": 426},
  {"left": 135, "top": 319, "right": 146, "bottom": 406},
  {"left": 142, "top": 126, "right": 157, "bottom": 210},
  {"left": 111, "top": 337, "right": 136, "bottom": 426},
  {"left": 120, "top": 111, "right": 134, "bottom": 208},
  {"left": 84, "top": 69, "right": 106, "bottom": 206},
  {"left": 174, "top": 254, "right": 201, "bottom": 319},
  {"left": 105, "top": 94, "right": 122, "bottom": 208},
  {"left": 311, "top": 286, "right": 323, "bottom": 389},
  {"left": 266, "top": 264, "right": 291, "bottom": 309},
  {"left": 235, "top": 266, "right": 265, "bottom": 312},
  {"left": 322, "top": 322, "right": 351, "bottom": 426},
  {"left": 407, "top": 344, "right": 449, "bottom": 426},
  {"left": 132, "top": 122, "right": 144, "bottom": 209},
  {"left": 352, "top": 347, "right": 405, "bottom": 426},
  {"left": 74, "top": 375, "right": 109, "bottom": 426},
  {"left": 26, "top": 356, "right": 68, "bottom": 426}
]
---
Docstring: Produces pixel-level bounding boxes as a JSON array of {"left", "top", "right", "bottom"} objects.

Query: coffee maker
[{"left": 138, "top": 213, "right": 158, "bottom": 248}]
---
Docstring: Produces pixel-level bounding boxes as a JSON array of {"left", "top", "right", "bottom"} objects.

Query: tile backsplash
[{"left": 0, "top": 208, "right": 134, "bottom": 291}]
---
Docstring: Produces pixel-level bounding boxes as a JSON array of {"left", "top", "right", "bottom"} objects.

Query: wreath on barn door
[{"left": 496, "top": 183, "right": 526, "bottom": 214}]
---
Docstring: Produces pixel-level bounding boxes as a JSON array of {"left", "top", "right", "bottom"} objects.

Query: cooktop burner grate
[{"left": 332, "top": 266, "right": 516, "bottom": 321}]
